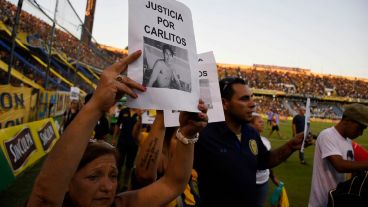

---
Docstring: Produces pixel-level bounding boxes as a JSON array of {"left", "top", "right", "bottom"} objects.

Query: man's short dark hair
[
  {"left": 219, "top": 77, "right": 246, "bottom": 100},
  {"left": 162, "top": 44, "right": 174, "bottom": 55}
]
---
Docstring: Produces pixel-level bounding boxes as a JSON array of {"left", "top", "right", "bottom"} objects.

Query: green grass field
[{"left": 1, "top": 119, "right": 367, "bottom": 207}]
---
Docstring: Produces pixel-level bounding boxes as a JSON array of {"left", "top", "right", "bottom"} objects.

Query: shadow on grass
[{"left": 0, "top": 157, "right": 45, "bottom": 207}]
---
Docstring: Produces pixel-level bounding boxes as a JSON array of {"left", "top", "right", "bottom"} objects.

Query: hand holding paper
[
  {"left": 128, "top": 0, "right": 199, "bottom": 111},
  {"left": 301, "top": 98, "right": 311, "bottom": 153},
  {"left": 179, "top": 99, "right": 208, "bottom": 139}
]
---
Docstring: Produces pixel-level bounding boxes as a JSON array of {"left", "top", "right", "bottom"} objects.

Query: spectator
[
  {"left": 268, "top": 111, "right": 283, "bottom": 139},
  {"left": 133, "top": 111, "right": 200, "bottom": 206},
  {"left": 266, "top": 109, "right": 274, "bottom": 129},
  {"left": 194, "top": 77, "right": 307, "bottom": 207},
  {"left": 250, "top": 113, "right": 280, "bottom": 207},
  {"left": 109, "top": 102, "right": 123, "bottom": 135},
  {"left": 309, "top": 103, "right": 368, "bottom": 207},
  {"left": 85, "top": 93, "right": 110, "bottom": 141},
  {"left": 26, "top": 50, "right": 208, "bottom": 207},
  {"left": 112, "top": 107, "right": 142, "bottom": 191},
  {"left": 61, "top": 98, "right": 80, "bottom": 132}
]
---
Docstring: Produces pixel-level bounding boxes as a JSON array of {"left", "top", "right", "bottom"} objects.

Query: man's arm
[
  {"left": 266, "top": 132, "right": 304, "bottom": 168},
  {"left": 135, "top": 111, "right": 165, "bottom": 186},
  {"left": 326, "top": 155, "right": 368, "bottom": 173},
  {"left": 292, "top": 123, "right": 296, "bottom": 137},
  {"left": 118, "top": 101, "right": 208, "bottom": 207}
]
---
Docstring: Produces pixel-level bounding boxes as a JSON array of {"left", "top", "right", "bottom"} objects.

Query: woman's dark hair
[{"left": 77, "top": 140, "right": 119, "bottom": 171}]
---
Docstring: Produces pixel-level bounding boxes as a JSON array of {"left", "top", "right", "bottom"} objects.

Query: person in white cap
[{"left": 309, "top": 103, "right": 368, "bottom": 207}]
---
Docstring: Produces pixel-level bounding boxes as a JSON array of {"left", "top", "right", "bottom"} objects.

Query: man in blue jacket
[{"left": 194, "top": 77, "right": 305, "bottom": 207}]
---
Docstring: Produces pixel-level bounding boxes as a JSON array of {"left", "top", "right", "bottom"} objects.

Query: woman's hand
[
  {"left": 89, "top": 50, "right": 146, "bottom": 112},
  {"left": 179, "top": 99, "right": 208, "bottom": 138}
]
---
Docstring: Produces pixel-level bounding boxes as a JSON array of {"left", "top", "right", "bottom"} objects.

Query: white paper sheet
[
  {"left": 141, "top": 110, "right": 156, "bottom": 124},
  {"left": 301, "top": 98, "right": 311, "bottom": 153},
  {"left": 127, "top": 0, "right": 199, "bottom": 112},
  {"left": 164, "top": 51, "right": 225, "bottom": 127}
]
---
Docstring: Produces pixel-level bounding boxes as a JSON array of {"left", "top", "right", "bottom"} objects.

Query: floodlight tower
[{"left": 81, "top": 0, "right": 97, "bottom": 44}]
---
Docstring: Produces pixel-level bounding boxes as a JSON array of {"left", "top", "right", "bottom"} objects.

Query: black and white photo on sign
[
  {"left": 128, "top": 0, "right": 199, "bottom": 111},
  {"left": 142, "top": 36, "right": 191, "bottom": 92},
  {"left": 164, "top": 51, "right": 225, "bottom": 127}
]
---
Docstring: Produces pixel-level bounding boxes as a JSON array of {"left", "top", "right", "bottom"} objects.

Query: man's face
[
  {"left": 346, "top": 120, "right": 367, "bottom": 139},
  {"left": 299, "top": 108, "right": 306, "bottom": 116},
  {"left": 223, "top": 84, "right": 255, "bottom": 123},
  {"left": 164, "top": 49, "right": 174, "bottom": 63}
]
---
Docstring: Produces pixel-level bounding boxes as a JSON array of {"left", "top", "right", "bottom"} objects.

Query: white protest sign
[
  {"left": 164, "top": 51, "right": 225, "bottom": 127},
  {"left": 127, "top": 0, "right": 199, "bottom": 112},
  {"left": 301, "top": 98, "right": 311, "bottom": 153},
  {"left": 70, "top": 87, "right": 80, "bottom": 101}
]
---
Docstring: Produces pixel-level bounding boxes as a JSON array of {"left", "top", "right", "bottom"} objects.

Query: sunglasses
[{"left": 221, "top": 77, "right": 241, "bottom": 93}]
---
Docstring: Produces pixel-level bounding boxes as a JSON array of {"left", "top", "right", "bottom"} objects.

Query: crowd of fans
[
  {"left": 253, "top": 95, "right": 344, "bottom": 120},
  {"left": 253, "top": 96, "right": 290, "bottom": 117},
  {"left": 289, "top": 100, "right": 343, "bottom": 120},
  {"left": 218, "top": 65, "right": 368, "bottom": 99}
]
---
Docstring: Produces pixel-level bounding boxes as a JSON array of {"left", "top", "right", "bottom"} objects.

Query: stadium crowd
[{"left": 218, "top": 65, "right": 368, "bottom": 99}]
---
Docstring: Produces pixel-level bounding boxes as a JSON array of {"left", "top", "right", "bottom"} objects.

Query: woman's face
[
  {"left": 69, "top": 154, "right": 118, "bottom": 207},
  {"left": 251, "top": 116, "right": 265, "bottom": 133}
]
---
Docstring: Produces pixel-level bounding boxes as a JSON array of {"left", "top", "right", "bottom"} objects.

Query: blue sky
[{"left": 9, "top": 0, "right": 368, "bottom": 78}]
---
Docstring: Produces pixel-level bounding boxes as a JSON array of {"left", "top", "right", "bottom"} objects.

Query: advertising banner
[
  {"left": 0, "top": 85, "right": 32, "bottom": 129},
  {"left": 0, "top": 118, "right": 60, "bottom": 176}
]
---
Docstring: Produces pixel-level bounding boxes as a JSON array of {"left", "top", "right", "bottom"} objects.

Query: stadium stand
[{"left": 0, "top": 0, "right": 104, "bottom": 93}]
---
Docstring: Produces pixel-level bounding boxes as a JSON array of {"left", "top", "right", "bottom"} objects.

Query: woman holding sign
[{"left": 26, "top": 51, "right": 208, "bottom": 207}]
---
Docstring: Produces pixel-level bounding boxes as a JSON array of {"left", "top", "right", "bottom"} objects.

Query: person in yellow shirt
[{"left": 133, "top": 111, "right": 200, "bottom": 207}]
